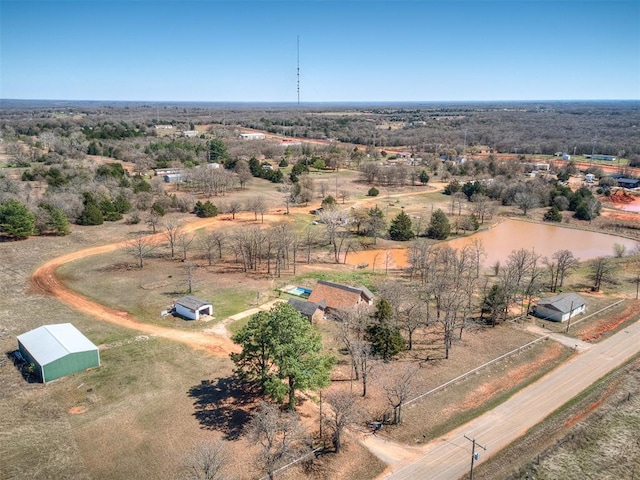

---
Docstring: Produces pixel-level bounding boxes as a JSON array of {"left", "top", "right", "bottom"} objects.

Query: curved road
[
  {"left": 373, "top": 317, "right": 640, "bottom": 480},
  {"left": 28, "top": 184, "right": 446, "bottom": 358},
  {"left": 30, "top": 216, "right": 238, "bottom": 356}
]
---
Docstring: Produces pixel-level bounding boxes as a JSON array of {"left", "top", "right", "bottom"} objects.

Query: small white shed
[
  {"left": 174, "top": 296, "right": 213, "bottom": 320},
  {"left": 534, "top": 293, "right": 586, "bottom": 322}
]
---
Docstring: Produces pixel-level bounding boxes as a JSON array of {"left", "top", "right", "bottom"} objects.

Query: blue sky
[{"left": 1, "top": 0, "right": 639, "bottom": 102}]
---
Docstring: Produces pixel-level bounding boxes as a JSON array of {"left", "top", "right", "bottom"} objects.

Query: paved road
[{"left": 380, "top": 319, "right": 640, "bottom": 480}]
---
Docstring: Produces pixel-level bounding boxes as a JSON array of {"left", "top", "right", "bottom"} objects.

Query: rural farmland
[{"left": 1, "top": 100, "right": 639, "bottom": 480}]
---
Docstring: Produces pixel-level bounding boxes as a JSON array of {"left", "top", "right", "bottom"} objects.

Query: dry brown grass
[{"left": 473, "top": 358, "right": 640, "bottom": 480}]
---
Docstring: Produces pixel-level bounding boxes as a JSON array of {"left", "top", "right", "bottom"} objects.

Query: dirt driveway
[{"left": 29, "top": 216, "right": 238, "bottom": 356}]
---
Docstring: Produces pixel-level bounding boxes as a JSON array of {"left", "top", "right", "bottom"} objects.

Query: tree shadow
[{"left": 187, "top": 376, "right": 260, "bottom": 440}]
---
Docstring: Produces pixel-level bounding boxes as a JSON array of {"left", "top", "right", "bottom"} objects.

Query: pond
[
  {"left": 445, "top": 218, "right": 638, "bottom": 266},
  {"left": 345, "top": 218, "right": 638, "bottom": 270}
]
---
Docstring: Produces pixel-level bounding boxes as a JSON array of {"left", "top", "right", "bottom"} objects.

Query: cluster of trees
[
  {"left": 443, "top": 173, "right": 602, "bottom": 221},
  {"left": 233, "top": 102, "right": 640, "bottom": 159}
]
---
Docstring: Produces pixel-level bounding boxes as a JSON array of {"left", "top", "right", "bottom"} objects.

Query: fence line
[
  {"left": 257, "top": 447, "right": 324, "bottom": 480},
  {"left": 566, "top": 299, "right": 625, "bottom": 329},
  {"left": 403, "top": 335, "right": 549, "bottom": 408}
]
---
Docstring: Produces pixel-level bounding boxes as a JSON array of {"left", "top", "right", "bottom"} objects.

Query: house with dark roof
[
  {"left": 617, "top": 178, "right": 640, "bottom": 189},
  {"left": 287, "top": 298, "right": 325, "bottom": 323},
  {"left": 307, "top": 280, "right": 374, "bottom": 313},
  {"left": 533, "top": 293, "right": 586, "bottom": 322},
  {"left": 174, "top": 296, "right": 213, "bottom": 320}
]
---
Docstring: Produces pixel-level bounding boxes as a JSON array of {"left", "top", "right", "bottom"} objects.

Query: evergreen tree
[
  {"left": 482, "top": 284, "right": 509, "bottom": 326},
  {"left": 426, "top": 209, "right": 451, "bottom": 240},
  {"left": 0, "top": 199, "right": 36, "bottom": 239},
  {"left": 419, "top": 170, "right": 430, "bottom": 185},
  {"left": 79, "top": 202, "right": 104, "bottom": 225},
  {"left": 389, "top": 210, "right": 415, "bottom": 241},
  {"left": 209, "top": 138, "right": 228, "bottom": 163},
  {"left": 543, "top": 205, "right": 562, "bottom": 222},
  {"left": 367, "top": 187, "right": 379, "bottom": 197},
  {"left": 46, "top": 205, "right": 71, "bottom": 235},
  {"left": 321, "top": 195, "right": 337, "bottom": 210},
  {"left": 366, "top": 298, "right": 406, "bottom": 362},
  {"left": 194, "top": 200, "right": 219, "bottom": 218}
]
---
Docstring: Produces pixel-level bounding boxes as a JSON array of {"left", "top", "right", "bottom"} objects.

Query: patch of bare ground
[
  {"left": 575, "top": 299, "right": 640, "bottom": 343},
  {"left": 473, "top": 358, "right": 640, "bottom": 480}
]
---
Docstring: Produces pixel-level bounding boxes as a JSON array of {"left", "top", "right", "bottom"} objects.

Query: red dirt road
[{"left": 30, "top": 218, "right": 238, "bottom": 357}]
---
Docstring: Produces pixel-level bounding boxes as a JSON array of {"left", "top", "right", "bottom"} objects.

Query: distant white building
[
  {"left": 239, "top": 133, "right": 266, "bottom": 140},
  {"left": 154, "top": 125, "right": 173, "bottom": 130},
  {"left": 182, "top": 130, "right": 198, "bottom": 137},
  {"left": 585, "top": 173, "right": 596, "bottom": 183}
]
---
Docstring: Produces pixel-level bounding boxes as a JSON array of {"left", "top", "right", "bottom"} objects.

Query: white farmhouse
[{"left": 533, "top": 293, "right": 586, "bottom": 322}]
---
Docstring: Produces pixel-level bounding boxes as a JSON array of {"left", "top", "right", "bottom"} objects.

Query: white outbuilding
[
  {"left": 174, "top": 296, "right": 213, "bottom": 320},
  {"left": 533, "top": 293, "right": 586, "bottom": 322}
]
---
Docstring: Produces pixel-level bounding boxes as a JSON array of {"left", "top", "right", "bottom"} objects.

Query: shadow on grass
[
  {"left": 188, "top": 376, "right": 260, "bottom": 440},
  {"left": 5, "top": 351, "right": 39, "bottom": 383}
]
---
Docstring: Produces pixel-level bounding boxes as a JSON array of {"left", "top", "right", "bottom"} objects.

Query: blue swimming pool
[{"left": 287, "top": 287, "right": 312, "bottom": 298}]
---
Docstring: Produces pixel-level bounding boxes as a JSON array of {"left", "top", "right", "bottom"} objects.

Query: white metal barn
[
  {"left": 533, "top": 293, "right": 586, "bottom": 322},
  {"left": 17, "top": 323, "right": 100, "bottom": 383},
  {"left": 174, "top": 296, "right": 213, "bottom": 320}
]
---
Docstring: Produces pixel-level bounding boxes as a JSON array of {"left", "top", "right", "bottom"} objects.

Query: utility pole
[
  {"left": 565, "top": 300, "right": 574, "bottom": 333},
  {"left": 464, "top": 434, "right": 487, "bottom": 480},
  {"left": 319, "top": 389, "right": 323, "bottom": 447}
]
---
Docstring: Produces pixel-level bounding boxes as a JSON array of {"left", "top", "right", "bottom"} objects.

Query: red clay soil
[
  {"left": 608, "top": 190, "right": 637, "bottom": 204},
  {"left": 562, "top": 376, "right": 621, "bottom": 429},
  {"left": 578, "top": 300, "right": 640, "bottom": 343},
  {"left": 30, "top": 216, "right": 239, "bottom": 357},
  {"left": 441, "top": 343, "right": 566, "bottom": 415}
]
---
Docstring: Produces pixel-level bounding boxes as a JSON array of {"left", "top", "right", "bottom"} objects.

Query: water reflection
[
  {"left": 446, "top": 218, "right": 638, "bottom": 266},
  {"left": 345, "top": 218, "right": 638, "bottom": 269}
]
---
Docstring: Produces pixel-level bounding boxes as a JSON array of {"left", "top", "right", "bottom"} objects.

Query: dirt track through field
[
  {"left": 28, "top": 185, "right": 446, "bottom": 359},
  {"left": 30, "top": 216, "right": 238, "bottom": 356}
]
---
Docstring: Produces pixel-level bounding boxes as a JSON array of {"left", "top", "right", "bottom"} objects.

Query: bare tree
[
  {"left": 333, "top": 305, "right": 373, "bottom": 396},
  {"left": 248, "top": 402, "right": 311, "bottom": 480},
  {"left": 544, "top": 249, "right": 579, "bottom": 292},
  {"left": 324, "top": 391, "right": 364, "bottom": 453},
  {"left": 178, "top": 231, "right": 195, "bottom": 261},
  {"left": 589, "top": 256, "right": 618, "bottom": 291},
  {"left": 125, "top": 235, "right": 157, "bottom": 268},
  {"left": 338, "top": 189, "right": 350, "bottom": 205},
  {"left": 182, "top": 440, "right": 229, "bottom": 480},
  {"left": 183, "top": 262, "right": 197, "bottom": 294},
  {"left": 513, "top": 189, "right": 540, "bottom": 216},
  {"left": 378, "top": 365, "right": 419, "bottom": 425},
  {"left": 470, "top": 193, "right": 494, "bottom": 224},
  {"left": 225, "top": 201, "right": 242, "bottom": 219},
  {"left": 147, "top": 211, "right": 162, "bottom": 233},
  {"left": 163, "top": 220, "right": 181, "bottom": 258},
  {"left": 247, "top": 196, "right": 268, "bottom": 223}
]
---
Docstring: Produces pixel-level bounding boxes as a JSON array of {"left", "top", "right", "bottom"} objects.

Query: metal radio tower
[{"left": 297, "top": 35, "right": 300, "bottom": 105}]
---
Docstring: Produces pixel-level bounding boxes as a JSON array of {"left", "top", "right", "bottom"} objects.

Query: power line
[{"left": 463, "top": 434, "right": 487, "bottom": 480}]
